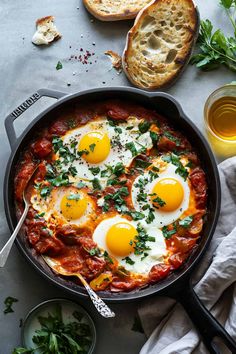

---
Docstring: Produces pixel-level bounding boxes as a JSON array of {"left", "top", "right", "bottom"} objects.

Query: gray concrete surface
[{"left": 0, "top": 0, "right": 234, "bottom": 353}]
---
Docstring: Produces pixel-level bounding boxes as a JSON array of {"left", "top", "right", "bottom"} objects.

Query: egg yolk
[
  {"left": 78, "top": 131, "right": 110, "bottom": 163},
  {"left": 151, "top": 178, "right": 184, "bottom": 212},
  {"left": 106, "top": 222, "right": 137, "bottom": 257},
  {"left": 60, "top": 193, "right": 87, "bottom": 220}
]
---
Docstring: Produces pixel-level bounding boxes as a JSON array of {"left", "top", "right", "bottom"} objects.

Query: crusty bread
[
  {"left": 83, "top": 0, "right": 152, "bottom": 21},
  {"left": 32, "top": 16, "right": 61, "bottom": 45},
  {"left": 123, "top": 0, "right": 199, "bottom": 89}
]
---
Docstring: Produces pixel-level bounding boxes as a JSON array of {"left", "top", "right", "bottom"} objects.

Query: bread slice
[
  {"left": 32, "top": 16, "right": 61, "bottom": 45},
  {"left": 123, "top": 0, "right": 199, "bottom": 89},
  {"left": 83, "top": 0, "right": 152, "bottom": 21}
]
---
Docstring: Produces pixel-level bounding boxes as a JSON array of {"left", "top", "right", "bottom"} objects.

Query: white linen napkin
[{"left": 139, "top": 156, "right": 236, "bottom": 354}]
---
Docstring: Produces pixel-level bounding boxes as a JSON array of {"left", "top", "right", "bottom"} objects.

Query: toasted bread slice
[
  {"left": 32, "top": 16, "right": 61, "bottom": 45},
  {"left": 83, "top": 0, "right": 152, "bottom": 21},
  {"left": 123, "top": 0, "right": 199, "bottom": 89}
]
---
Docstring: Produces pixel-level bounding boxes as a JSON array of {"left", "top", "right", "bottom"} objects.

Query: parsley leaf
[
  {"left": 104, "top": 251, "right": 113, "bottom": 264},
  {"left": 77, "top": 181, "right": 86, "bottom": 189},
  {"left": 179, "top": 215, "right": 193, "bottom": 228},
  {"left": 4, "top": 296, "right": 18, "bottom": 314},
  {"left": 125, "top": 142, "right": 138, "bottom": 157},
  {"left": 162, "top": 153, "right": 189, "bottom": 180},
  {"left": 191, "top": 6, "right": 236, "bottom": 73},
  {"left": 162, "top": 226, "right": 176, "bottom": 239},
  {"left": 163, "top": 131, "right": 181, "bottom": 146},
  {"left": 66, "top": 193, "right": 81, "bottom": 200},
  {"left": 123, "top": 257, "right": 135, "bottom": 265},
  {"left": 89, "top": 248, "right": 100, "bottom": 256},
  {"left": 89, "top": 143, "right": 96, "bottom": 152},
  {"left": 56, "top": 61, "right": 63, "bottom": 70},
  {"left": 150, "top": 131, "right": 159, "bottom": 144},
  {"left": 89, "top": 167, "right": 100, "bottom": 176},
  {"left": 152, "top": 196, "right": 166, "bottom": 207},
  {"left": 138, "top": 121, "right": 151, "bottom": 133},
  {"left": 92, "top": 178, "right": 102, "bottom": 190},
  {"left": 13, "top": 304, "right": 92, "bottom": 353}
]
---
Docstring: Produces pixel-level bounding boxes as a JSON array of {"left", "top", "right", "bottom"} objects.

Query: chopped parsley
[
  {"left": 114, "top": 127, "right": 122, "bottom": 134},
  {"left": 66, "top": 193, "right": 81, "bottom": 201},
  {"left": 4, "top": 296, "right": 18, "bottom": 314},
  {"left": 133, "top": 224, "right": 155, "bottom": 256},
  {"left": 89, "top": 167, "right": 100, "bottom": 176},
  {"left": 89, "top": 143, "right": 96, "bottom": 152},
  {"left": 77, "top": 181, "right": 86, "bottom": 189},
  {"left": 146, "top": 208, "right": 155, "bottom": 224},
  {"left": 40, "top": 186, "right": 52, "bottom": 198},
  {"left": 34, "top": 212, "right": 45, "bottom": 219},
  {"left": 129, "top": 211, "right": 145, "bottom": 220},
  {"left": 162, "top": 226, "right": 176, "bottom": 239},
  {"left": 150, "top": 131, "right": 159, "bottom": 144},
  {"left": 123, "top": 257, "right": 135, "bottom": 265},
  {"left": 179, "top": 215, "right": 193, "bottom": 228},
  {"left": 78, "top": 149, "right": 89, "bottom": 157},
  {"left": 162, "top": 153, "right": 189, "bottom": 180},
  {"left": 104, "top": 251, "right": 113, "bottom": 264},
  {"left": 91, "top": 178, "right": 102, "bottom": 190},
  {"left": 163, "top": 131, "right": 181, "bottom": 146},
  {"left": 152, "top": 196, "right": 166, "bottom": 207},
  {"left": 125, "top": 142, "right": 138, "bottom": 157},
  {"left": 56, "top": 61, "right": 63, "bottom": 70},
  {"left": 89, "top": 248, "right": 100, "bottom": 256},
  {"left": 134, "top": 158, "right": 152, "bottom": 169},
  {"left": 138, "top": 121, "right": 151, "bottom": 133}
]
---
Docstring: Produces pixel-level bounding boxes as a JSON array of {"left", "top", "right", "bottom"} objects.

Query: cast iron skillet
[{"left": 4, "top": 87, "right": 236, "bottom": 354}]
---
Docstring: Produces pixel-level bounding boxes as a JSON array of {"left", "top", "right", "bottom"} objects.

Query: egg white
[
  {"left": 93, "top": 215, "right": 167, "bottom": 275},
  {"left": 131, "top": 163, "right": 190, "bottom": 228}
]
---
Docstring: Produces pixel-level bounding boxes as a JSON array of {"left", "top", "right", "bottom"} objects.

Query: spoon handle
[
  {"left": 0, "top": 205, "right": 29, "bottom": 267},
  {"left": 78, "top": 274, "right": 115, "bottom": 318}
]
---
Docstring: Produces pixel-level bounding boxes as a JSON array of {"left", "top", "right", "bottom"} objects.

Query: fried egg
[
  {"left": 31, "top": 186, "right": 96, "bottom": 227},
  {"left": 131, "top": 162, "right": 190, "bottom": 228},
  {"left": 55, "top": 118, "right": 153, "bottom": 186},
  {"left": 93, "top": 215, "right": 167, "bottom": 274}
]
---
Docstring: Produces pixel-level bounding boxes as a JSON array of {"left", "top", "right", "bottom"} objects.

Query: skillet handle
[
  {"left": 5, "top": 88, "right": 67, "bottom": 150},
  {"left": 175, "top": 280, "right": 236, "bottom": 354}
]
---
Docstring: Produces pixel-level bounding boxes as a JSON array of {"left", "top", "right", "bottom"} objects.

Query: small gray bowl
[{"left": 21, "top": 298, "right": 96, "bottom": 353}]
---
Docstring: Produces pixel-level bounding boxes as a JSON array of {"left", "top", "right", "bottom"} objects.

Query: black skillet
[{"left": 4, "top": 87, "right": 236, "bottom": 354}]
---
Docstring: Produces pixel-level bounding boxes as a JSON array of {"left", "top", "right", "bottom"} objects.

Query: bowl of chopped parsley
[{"left": 13, "top": 298, "right": 96, "bottom": 354}]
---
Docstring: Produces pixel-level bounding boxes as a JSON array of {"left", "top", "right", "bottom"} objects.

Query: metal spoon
[
  {"left": 43, "top": 256, "right": 115, "bottom": 318},
  {"left": 0, "top": 165, "right": 40, "bottom": 267}
]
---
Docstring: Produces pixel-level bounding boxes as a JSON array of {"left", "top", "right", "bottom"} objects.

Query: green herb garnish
[
  {"left": 191, "top": 0, "right": 236, "bottom": 72},
  {"left": 89, "top": 248, "right": 100, "bottom": 256},
  {"left": 162, "top": 226, "right": 176, "bottom": 239},
  {"left": 56, "top": 61, "right": 63, "bottom": 70},
  {"left": 4, "top": 296, "right": 18, "bottom": 314},
  {"left": 12, "top": 304, "right": 92, "bottom": 354},
  {"left": 66, "top": 193, "right": 81, "bottom": 201},
  {"left": 89, "top": 143, "right": 96, "bottom": 152},
  {"left": 123, "top": 257, "right": 135, "bottom": 265},
  {"left": 89, "top": 167, "right": 100, "bottom": 176},
  {"left": 91, "top": 178, "right": 102, "bottom": 190},
  {"left": 179, "top": 215, "right": 193, "bottom": 228},
  {"left": 138, "top": 121, "right": 151, "bottom": 133}
]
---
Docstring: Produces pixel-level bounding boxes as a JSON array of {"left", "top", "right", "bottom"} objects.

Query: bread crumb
[
  {"left": 32, "top": 16, "right": 61, "bottom": 45},
  {"left": 105, "top": 50, "right": 122, "bottom": 71}
]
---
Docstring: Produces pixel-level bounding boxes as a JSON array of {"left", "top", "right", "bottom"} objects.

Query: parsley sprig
[
  {"left": 12, "top": 305, "right": 92, "bottom": 354},
  {"left": 191, "top": 0, "right": 236, "bottom": 72}
]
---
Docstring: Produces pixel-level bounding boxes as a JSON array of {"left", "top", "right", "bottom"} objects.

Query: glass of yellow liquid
[{"left": 204, "top": 84, "right": 236, "bottom": 158}]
